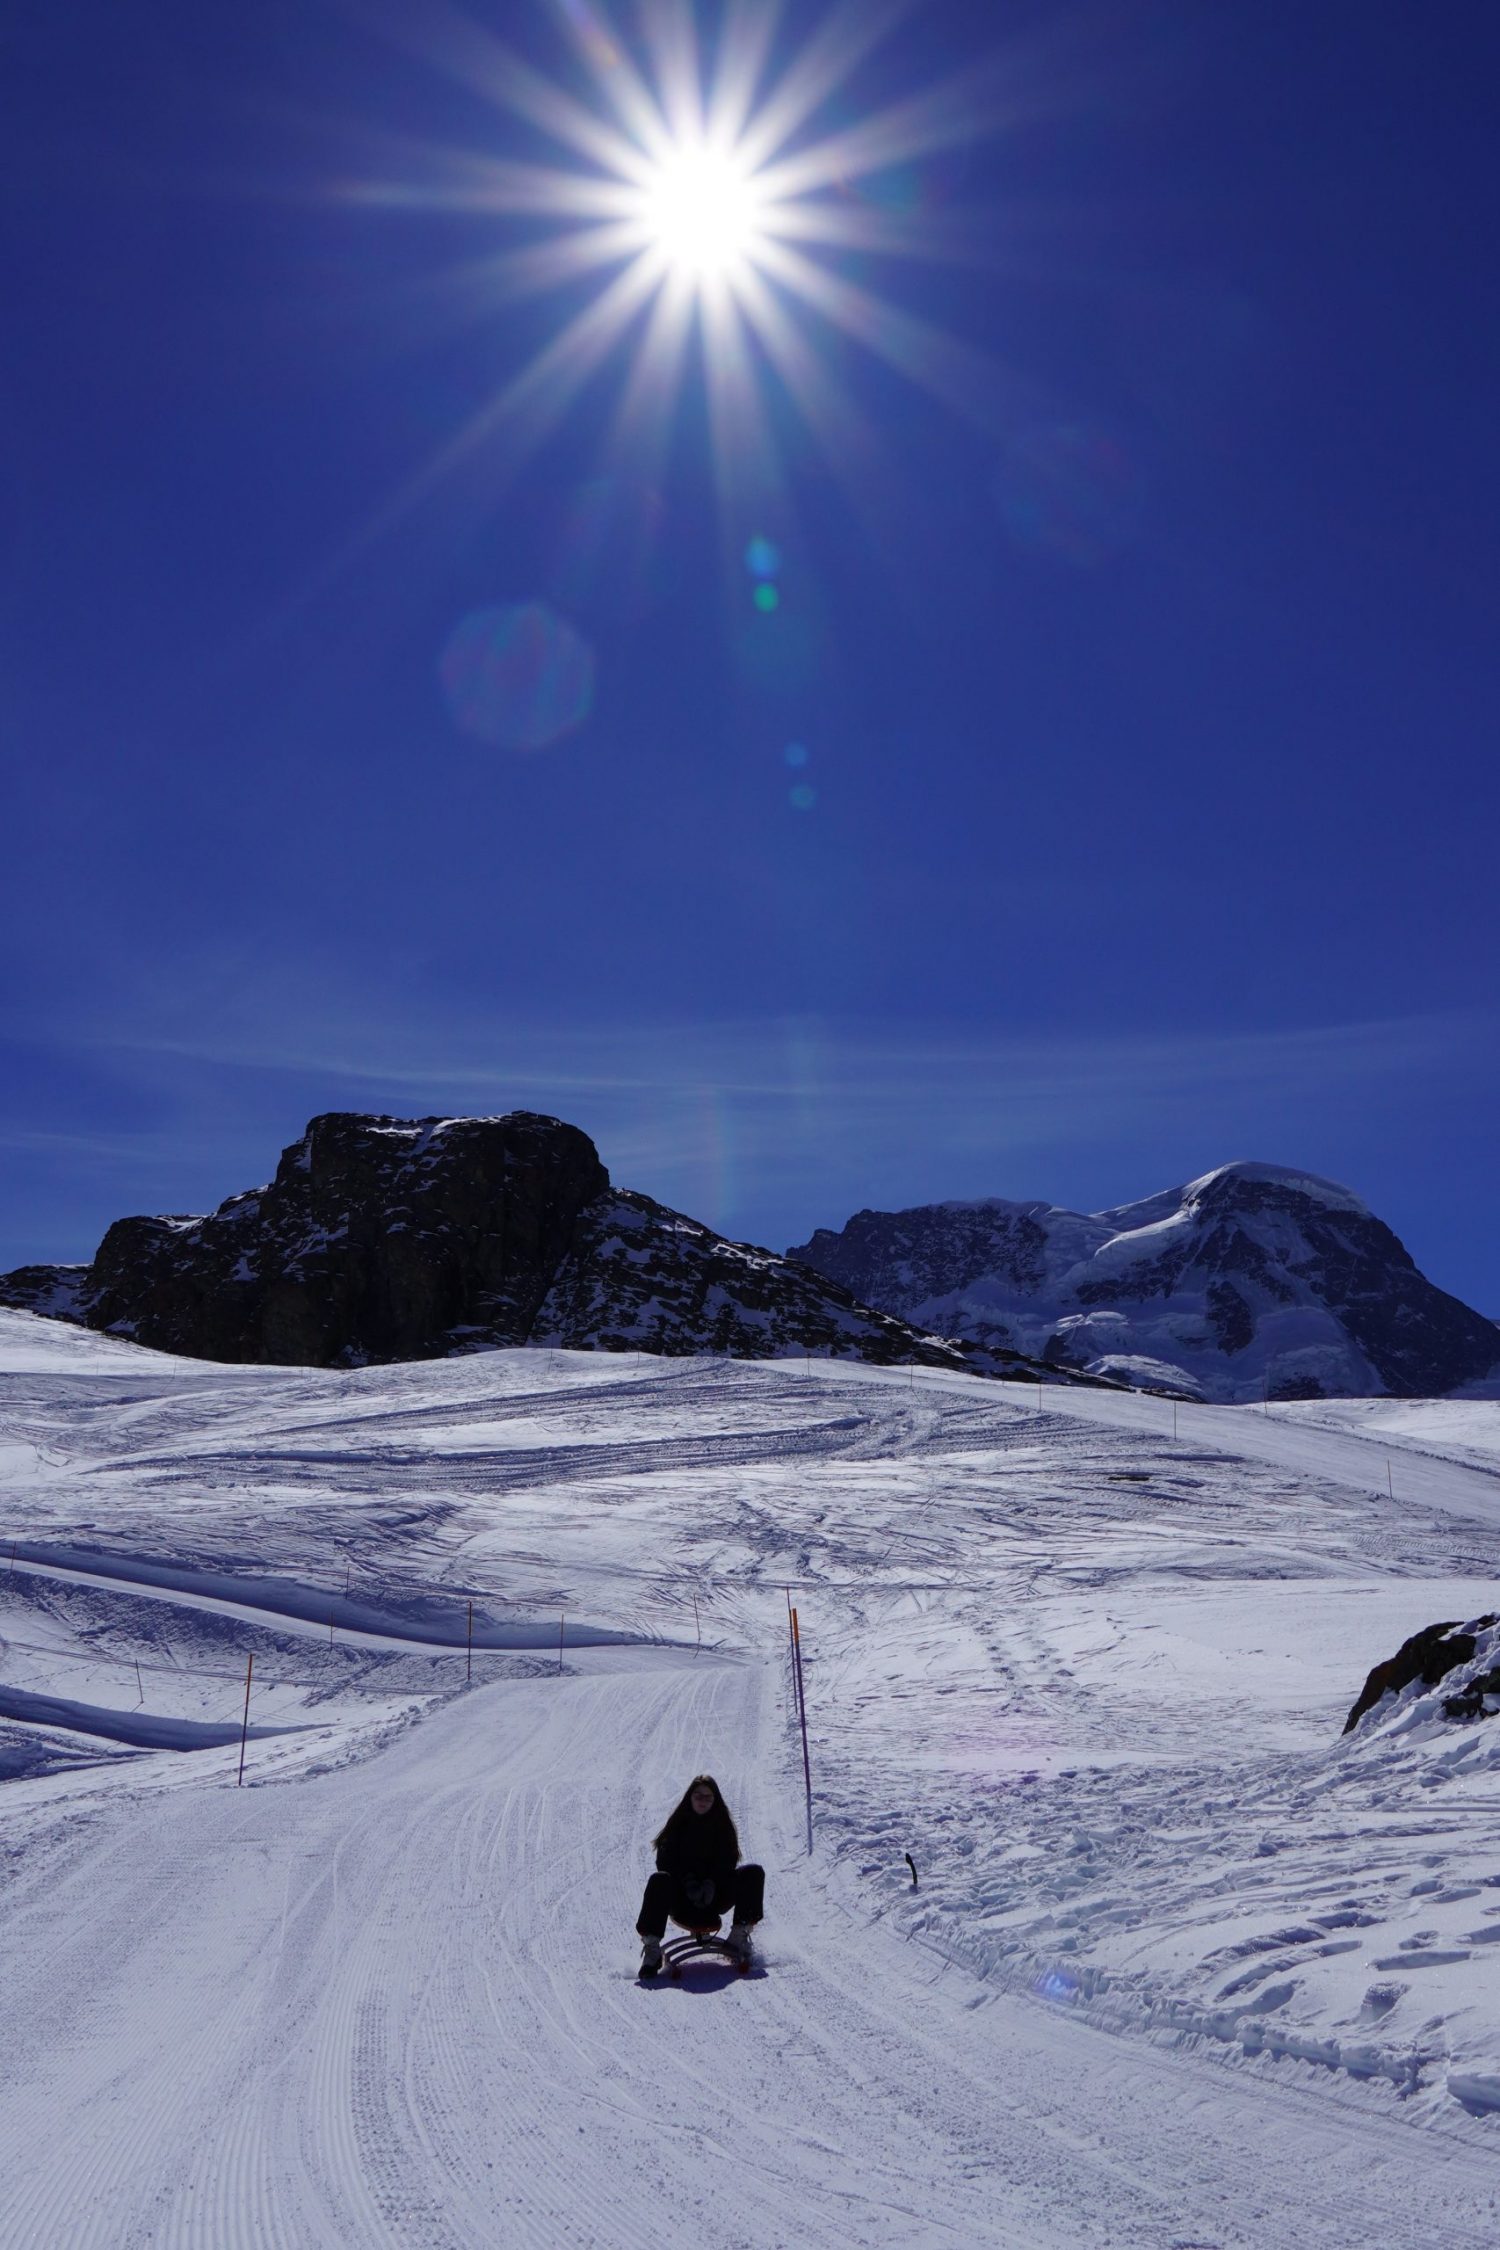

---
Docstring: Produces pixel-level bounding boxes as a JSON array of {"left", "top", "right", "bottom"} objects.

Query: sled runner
[{"left": 642, "top": 1916, "right": 753, "bottom": 1979}]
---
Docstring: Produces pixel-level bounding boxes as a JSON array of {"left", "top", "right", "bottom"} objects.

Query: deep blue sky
[{"left": 3, "top": 1, "right": 1497, "bottom": 1310}]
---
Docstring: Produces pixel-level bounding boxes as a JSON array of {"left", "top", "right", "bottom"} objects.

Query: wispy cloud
[{"left": 6, "top": 957, "right": 1493, "bottom": 1261}]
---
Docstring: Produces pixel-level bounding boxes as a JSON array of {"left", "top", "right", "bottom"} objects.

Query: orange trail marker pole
[
  {"left": 236, "top": 1653, "right": 254, "bottom": 1786},
  {"left": 467, "top": 1600, "right": 474, "bottom": 1684}
]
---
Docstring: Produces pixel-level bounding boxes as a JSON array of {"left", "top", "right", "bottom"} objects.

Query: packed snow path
[
  {"left": 2, "top": 1646, "right": 1497, "bottom": 2248},
  {"left": 6, "top": 1317, "right": 1500, "bottom": 2243}
]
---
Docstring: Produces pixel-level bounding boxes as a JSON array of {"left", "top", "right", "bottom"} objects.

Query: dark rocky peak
[
  {"left": 20, "top": 1112, "right": 608, "bottom": 1367},
  {"left": 2, "top": 1110, "right": 1075, "bottom": 1378}
]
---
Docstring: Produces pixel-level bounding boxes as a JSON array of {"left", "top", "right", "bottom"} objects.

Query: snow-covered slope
[
  {"left": 4, "top": 1308, "right": 1500, "bottom": 2243},
  {"left": 789, "top": 1160, "right": 1500, "bottom": 1403}
]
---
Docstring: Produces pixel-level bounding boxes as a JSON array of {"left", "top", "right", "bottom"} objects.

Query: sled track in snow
[
  {"left": 88, "top": 1416, "right": 885, "bottom": 1497},
  {"left": 3, "top": 1647, "right": 1498, "bottom": 2247}
]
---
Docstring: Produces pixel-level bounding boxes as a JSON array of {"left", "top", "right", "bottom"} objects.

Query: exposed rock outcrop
[
  {"left": 788, "top": 1162, "right": 1500, "bottom": 1403},
  {"left": 0, "top": 1265, "right": 91, "bottom": 1321},
  {"left": 0, "top": 1112, "right": 1072, "bottom": 1377},
  {"left": 1340, "top": 1620, "right": 1493, "bottom": 1737}
]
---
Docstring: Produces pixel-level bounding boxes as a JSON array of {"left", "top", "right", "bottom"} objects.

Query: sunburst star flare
[{"left": 332, "top": 0, "right": 1016, "bottom": 530}]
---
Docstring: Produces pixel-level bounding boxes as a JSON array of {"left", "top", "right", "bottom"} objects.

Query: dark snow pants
[{"left": 636, "top": 1863, "right": 765, "bottom": 1938}]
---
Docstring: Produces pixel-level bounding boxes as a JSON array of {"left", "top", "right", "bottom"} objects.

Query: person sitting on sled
[{"left": 637, "top": 1773, "right": 764, "bottom": 1976}]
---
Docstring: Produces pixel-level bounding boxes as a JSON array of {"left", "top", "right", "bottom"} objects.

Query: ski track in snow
[
  {"left": 4, "top": 1656, "right": 1496, "bottom": 2249},
  {"left": 3, "top": 1317, "right": 1500, "bottom": 2243}
]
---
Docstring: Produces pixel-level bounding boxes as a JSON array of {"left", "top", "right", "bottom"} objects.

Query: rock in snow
[
  {"left": 0, "top": 1111, "right": 1070, "bottom": 1377},
  {"left": 787, "top": 1161, "right": 1500, "bottom": 1404},
  {"left": 1343, "top": 1616, "right": 1500, "bottom": 1733}
]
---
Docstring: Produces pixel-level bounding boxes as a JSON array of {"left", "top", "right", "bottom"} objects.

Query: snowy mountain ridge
[{"left": 789, "top": 1159, "right": 1500, "bottom": 1403}]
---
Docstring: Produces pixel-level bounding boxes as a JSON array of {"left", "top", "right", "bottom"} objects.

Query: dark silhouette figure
[{"left": 636, "top": 1774, "right": 764, "bottom": 1972}]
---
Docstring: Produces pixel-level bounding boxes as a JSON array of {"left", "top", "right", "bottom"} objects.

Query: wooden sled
[{"left": 661, "top": 1916, "right": 752, "bottom": 1977}]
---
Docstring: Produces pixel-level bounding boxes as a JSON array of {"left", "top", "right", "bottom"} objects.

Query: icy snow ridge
[{"left": 790, "top": 1159, "right": 1500, "bottom": 1403}]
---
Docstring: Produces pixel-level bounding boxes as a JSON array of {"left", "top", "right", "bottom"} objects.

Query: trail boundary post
[
  {"left": 236, "top": 1653, "right": 254, "bottom": 1786},
  {"left": 790, "top": 1605, "right": 813, "bottom": 1855},
  {"left": 466, "top": 1600, "right": 474, "bottom": 1684}
]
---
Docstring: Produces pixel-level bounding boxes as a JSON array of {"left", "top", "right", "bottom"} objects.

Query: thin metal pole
[
  {"left": 467, "top": 1599, "right": 474, "bottom": 1684},
  {"left": 134, "top": 1659, "right": 144, "bottom": 1709},
  {"left": 558, "top": 1613, "right": 565, "bottom": 1674},
  {"left": 790, "top": 1606, "right": 812, "bottom": 1855},
  {"left": 692, "top": 1588, "right": 700, "bottom": 1657},
  {"left": 786, "top": 1600, "right": 800, "bottom": 1748},
  {"left": 236, "top": 1653, "right": 254, "bottom": 1786},
  {"left": 1387, "top": 1459, "right": 1394, "bottom": 1500}
]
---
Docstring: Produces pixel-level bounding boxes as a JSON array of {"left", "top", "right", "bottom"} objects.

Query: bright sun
[
  {"left": 338, "top": 4, "right": 1002, "bottom": 529},
  {"left": 638, "top": 142, "right": 765, "bottom": 280}
]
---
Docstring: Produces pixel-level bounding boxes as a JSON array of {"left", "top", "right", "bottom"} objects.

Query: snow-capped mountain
[
  {"left": 787, "top": 1161, "right": 1500, "bottom": 1402},
  {"left": 0, "top": 1110, "right": 1074, "bottom": 1379}
]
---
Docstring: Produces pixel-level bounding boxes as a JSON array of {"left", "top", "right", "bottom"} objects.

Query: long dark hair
[{"left": 653, "top": 1773, "right": 740, "bottom": 1861}]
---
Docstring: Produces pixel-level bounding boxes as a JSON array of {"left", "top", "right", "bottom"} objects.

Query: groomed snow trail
[{"left": 3, "top": 1644, "right": 1496, "bottom": 2249}]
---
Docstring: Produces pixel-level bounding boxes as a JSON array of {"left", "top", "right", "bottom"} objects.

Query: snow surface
[{"left": 3, "top": 1307, "right": 1500, "bottom": 2244}]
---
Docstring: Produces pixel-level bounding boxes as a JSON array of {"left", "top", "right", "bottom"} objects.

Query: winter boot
[
  {"left": 639, "top": 1935, "right": 663, "bottom": 1979},
  {"left": 726, "top": 1921, "right": 754, "bottom": 1965}
]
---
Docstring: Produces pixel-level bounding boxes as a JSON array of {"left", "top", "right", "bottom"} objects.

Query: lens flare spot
[
  {"left": 438, "top": 601, "right": 594, "bottom": 751},
  {"left": 789, "top": 783, "right": 816, "bottom": 810},
  {"left": 753, "top": 583, "right": 780, "bottom": 613},
  {"left": 996, "top": 425, "right": 1145, "bottom": 567},
  {"left": 784, "top": 741, "right": 809, "bottom": 767},
  {"left": 744, "top": 535, "right": 781, "bottom": 579}
]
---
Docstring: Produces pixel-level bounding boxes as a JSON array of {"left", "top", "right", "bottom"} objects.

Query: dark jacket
[{"left": 655, "top": 1818, "right": 736, "bottom": 1897}]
